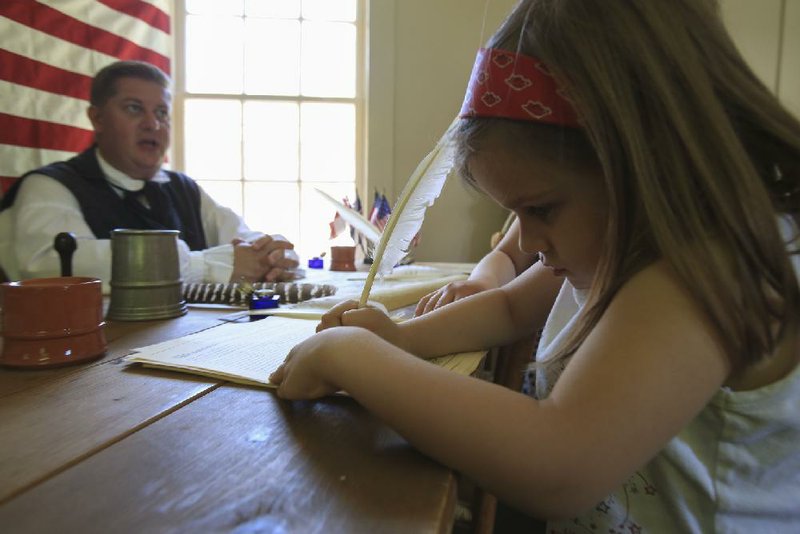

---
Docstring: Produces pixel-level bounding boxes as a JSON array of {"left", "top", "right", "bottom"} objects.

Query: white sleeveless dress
[{"left": 534, "top": 223, "right": 800, "bottom": 533}]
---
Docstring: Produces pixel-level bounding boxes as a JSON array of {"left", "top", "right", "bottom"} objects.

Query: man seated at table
[{"left": 0, "top": 60, "right": 298, "bottom": 289}]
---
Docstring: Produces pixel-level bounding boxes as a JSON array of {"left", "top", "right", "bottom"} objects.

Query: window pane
[
  {"left": 245, "top": 19, "right": 300, "bottom": 95},
  {"left": 243, "top": 182, "right": 300, "bottom": 247},
  {"left": 301, "top": 21, "right": 356, "bottom": 97},
  {"left": 197, "top": 181, "right": 244, "bottom": 216},
  {"left": 186, "top": 16, "right": 243, "bottom": 94},
  {"left": 180, "top": 2, "right": 361, "bottom": 260},
  {"left": 187, "top": 0, "right": 243, "bottom": 16},
  {"left": 302, "top": 0, "right": 356, "bottom": 21},
  {"left": 302, "top": 183, "right": 357, "bottom": 258},
  {"left": 184, "top": 99, "right": 242, "bottom": 181},
  {"left": 243, "top": 101, "right": 299, "bottom": 181},
  {"left": 245, "top": 0, "right": 300, "bottom": 18},
  {"left": 300, "top": 102, "right": 355, "bottom": 182}
]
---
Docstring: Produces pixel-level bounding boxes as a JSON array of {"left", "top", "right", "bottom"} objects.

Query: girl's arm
[
  {"left": 402, "top": 260, "right": 561, "bottom": 357},
  {"left": 271, "top": 260, "right": 732, "bottom": 518},
  {"left": 320, "top": 260, "right": 562, "bottom": 358},
  {"left": 415, "top": 219, "right": 538, "bottom": 315}
]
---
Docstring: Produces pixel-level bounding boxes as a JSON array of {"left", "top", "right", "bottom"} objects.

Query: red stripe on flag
[
  {"left": 1, "top": 177, "right": 17, "bottom": 194},
  {"left": 0, "top": 50, "right": 92, "bottom": 101},
  {"left": 0, "top": 1, "right": 170, "bottom": 74},
  {"left": 98, "top": 0, "right": 170, "bottom": 34},
  {"left": 0, "top": 113, "right": 93, "bottom": 153}
]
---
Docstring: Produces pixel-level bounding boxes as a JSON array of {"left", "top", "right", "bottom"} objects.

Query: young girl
[{"left": 270, "top": 0, "right": 800, "bottom": 529}]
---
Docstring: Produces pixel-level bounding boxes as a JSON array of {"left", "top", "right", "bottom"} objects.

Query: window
[{"left": 174, "top": 0, "right": 363, "bottom": 258}]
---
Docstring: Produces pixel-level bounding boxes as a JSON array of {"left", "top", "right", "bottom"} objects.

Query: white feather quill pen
[
  {"left": 359, "top": 118, "right": 459, "bottom": 307},
  {"left": 315, "top": 188, "right": 382, "bottom": 245}
]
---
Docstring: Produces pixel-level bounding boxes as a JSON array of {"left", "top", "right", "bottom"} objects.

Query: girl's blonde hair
[{"left": 454, "top": 0, "right": 800, "bottom": 366}]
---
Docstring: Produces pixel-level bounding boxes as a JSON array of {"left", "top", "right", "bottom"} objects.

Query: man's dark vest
[{"left": 0, "top": 147, "right": 208, "bottom": 250}]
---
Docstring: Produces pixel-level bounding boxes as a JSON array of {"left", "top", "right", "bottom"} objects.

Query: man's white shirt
[{"left": 0, "top": 149, "right": 272, "bottom": 292}]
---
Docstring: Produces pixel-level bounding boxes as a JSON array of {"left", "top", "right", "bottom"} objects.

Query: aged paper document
[{"left": 126, "top": 316, "right": 485, "bottom": 388}]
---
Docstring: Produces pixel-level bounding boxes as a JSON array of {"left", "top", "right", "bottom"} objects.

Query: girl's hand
[
  {"left": 269, "top": 327, "right": 363, "bottom": 399},
  {"left": 415, "top": 279, "right": 494, "bottom": 316},
  {"left": 316, "top": 299, "right": 404, "bottom": 348},
  {"left": 316, "top": 299, "right": 361, "bottom": 331}
]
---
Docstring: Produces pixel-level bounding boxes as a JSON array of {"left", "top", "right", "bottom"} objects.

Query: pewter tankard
[{"left": 107, "top": 229, "right": 187, "bottom": 321}]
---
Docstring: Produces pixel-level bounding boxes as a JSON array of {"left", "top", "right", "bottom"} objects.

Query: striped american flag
[{"left": 0, "top": 0, "right": 171, "bottom": 194}]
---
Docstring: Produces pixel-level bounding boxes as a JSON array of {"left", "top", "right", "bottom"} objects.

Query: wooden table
[{"left": 0, "top": 307, "right": 457, "bottom": 533}]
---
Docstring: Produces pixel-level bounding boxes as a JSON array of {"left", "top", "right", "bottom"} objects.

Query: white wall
[
  {"left": 721, "top": 0, "right": 784, "bottom": 89},
  {"left": 720, "top": 0, "right": 800, "bottom": 119},
  {"left": 368, "top": 0, "right": 799, "bottom": 263},
  {"left": 367, "top": 0, "right": 517, "bottom": 263},
  {"left": 779, "top": 0, "right": 800, "bottom": 119}
]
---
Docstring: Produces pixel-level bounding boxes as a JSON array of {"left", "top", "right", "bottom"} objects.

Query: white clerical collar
[{"left": 95, "top": 147, "right": 169, "bottom": 193}]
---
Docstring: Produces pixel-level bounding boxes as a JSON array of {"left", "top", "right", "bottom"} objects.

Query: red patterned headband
[{"left": 459, "top": 48, "right": 580, "bottom": 128}]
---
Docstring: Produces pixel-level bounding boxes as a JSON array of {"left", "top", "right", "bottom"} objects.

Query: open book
[{"left": 125, "top": 316, "right": 486, "bottom": 388}]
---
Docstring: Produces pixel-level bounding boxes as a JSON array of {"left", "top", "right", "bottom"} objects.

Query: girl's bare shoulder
[
  {"left": 600, "top": 259, "right": 724, "bottom": 347},
  {"left": 611, "top": 259, "right": 799, "bottom": 390}
]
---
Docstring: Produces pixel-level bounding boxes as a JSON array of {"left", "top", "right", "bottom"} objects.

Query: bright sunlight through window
[{"left": 176, "top": 0, "right": 361, "bottom": 259}]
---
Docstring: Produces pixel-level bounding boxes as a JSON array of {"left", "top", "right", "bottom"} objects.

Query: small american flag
[
  {"left": 328, "top": 196, "right": 349, "bottom": 239},
  {"left": 350, "top": 192, "right": 362, "bottom": 241},
  {"left": 370, "top": 192, "right": 392, "bottom": 231},
  {"left": 0, "top": 0, "right": 172, "bottom": 194}
]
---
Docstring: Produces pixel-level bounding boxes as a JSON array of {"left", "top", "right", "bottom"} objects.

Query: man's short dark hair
[{"left": 90, "top": 61, "right": 171, "bottom": 106}]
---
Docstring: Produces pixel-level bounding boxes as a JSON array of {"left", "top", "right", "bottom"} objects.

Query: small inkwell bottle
[{"left": 248, "top": 289, "right": 280, "bottom": 321}]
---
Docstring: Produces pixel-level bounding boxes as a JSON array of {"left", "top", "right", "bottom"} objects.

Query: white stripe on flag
[
  {"left": 0, "top": 145, "right": 78, "bottom": 178},
  {"left": 0, "top": 0, "right": 171, "bottom": 188},
  {"left": 1, "top": 17, "right": 119, "bottom": 78},
  {"left": 39, "top": 0, "right": 171, "bottom": 57},
  {"left": 0, "top": 81, "right": 93, "bottom": 131},
  {"left": 141, "top": 0, "right": 171, "bottom": 13}
]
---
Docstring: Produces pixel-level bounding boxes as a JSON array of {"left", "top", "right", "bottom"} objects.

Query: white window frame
[{"left": 171, "top": 0, "right": 370, "bottom": 256}]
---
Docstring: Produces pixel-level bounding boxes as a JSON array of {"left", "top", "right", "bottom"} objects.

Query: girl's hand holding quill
[{"left": 316, "top": 299, "right": 407, "bottom": 351}]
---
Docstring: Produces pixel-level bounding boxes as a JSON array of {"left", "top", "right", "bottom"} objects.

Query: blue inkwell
[
  {"left": 249, "top": 293, "right": 280, "bottom": 322},
  {"left": 308, "top": 257, "right": 324, "bottom": 269}
]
